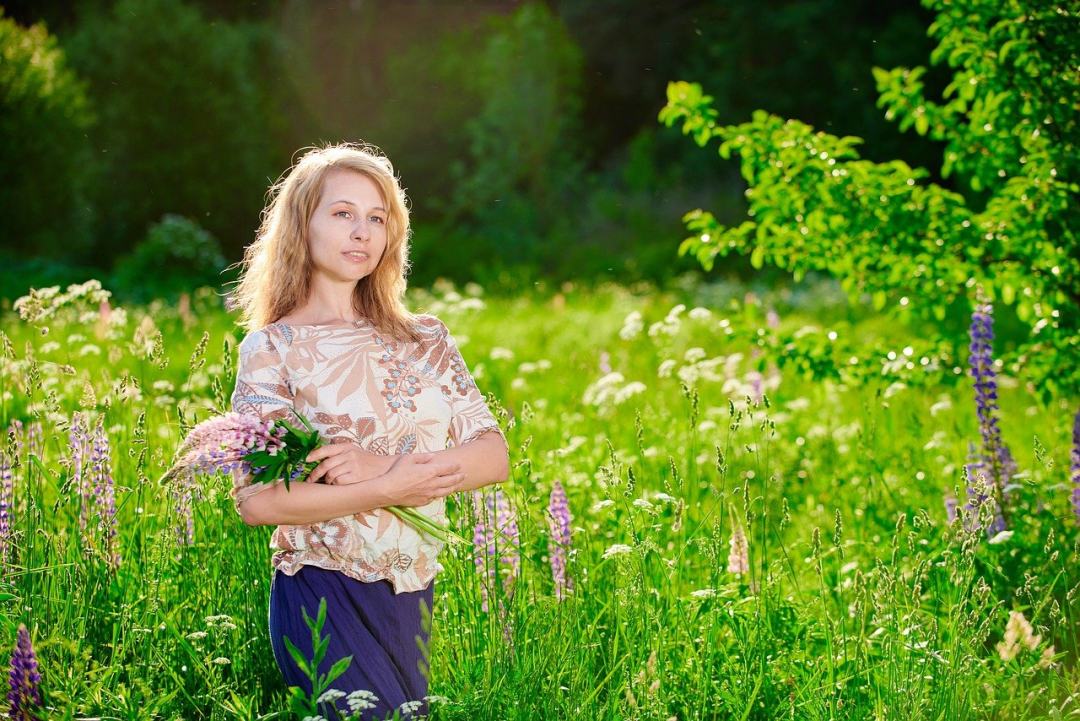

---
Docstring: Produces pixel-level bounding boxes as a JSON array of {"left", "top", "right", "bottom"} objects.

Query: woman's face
[{"left": 306, "top": 168, "right": 389, "bottom": 285}]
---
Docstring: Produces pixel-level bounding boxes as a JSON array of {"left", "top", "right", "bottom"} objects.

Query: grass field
[{"left": 1, "top": 275, "right": 1078, "bottom": 720}]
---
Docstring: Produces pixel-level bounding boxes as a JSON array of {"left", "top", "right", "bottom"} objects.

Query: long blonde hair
[{"left": 225, "top": 141, "right": 423, "bottom": 343}]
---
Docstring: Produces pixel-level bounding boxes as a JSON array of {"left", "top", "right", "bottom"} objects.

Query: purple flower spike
[
  {"left": 8, "top": 623, "right": 43, "bottom": 720},
  {"left": 1071, "top": 408, "right": 1080, "bottom": 526},
  {"left": 471, "top": 487, "right": 520, "bottom": 618},
  {"left": 547, "top": 481, "right": 573, "bottom": 601},
  {"left": 90, "top": 418, "right": 120, "bottom": 569},
  {"left": 965, "top": 295, "right": 1011, "bottom": 535}
]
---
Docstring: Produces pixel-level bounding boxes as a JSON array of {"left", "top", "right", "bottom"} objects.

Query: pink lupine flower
[
  {"left": 547, "top": 480, "right": 574, "bottom": 601},
  {"left": 160, "top": 411, "right": 287, "bottom": 485},
  {"left": 727, "top": 519, "right": 749, "bottom": 576}
]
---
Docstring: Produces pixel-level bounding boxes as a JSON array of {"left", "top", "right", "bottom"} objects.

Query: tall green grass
[{"left": 1, "top": 277, "right": 1077, "bottom": 720}]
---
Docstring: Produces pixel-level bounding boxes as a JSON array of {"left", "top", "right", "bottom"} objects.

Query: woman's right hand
[{"left": 375, "top": 453, "right": 464, "bottom": 507}]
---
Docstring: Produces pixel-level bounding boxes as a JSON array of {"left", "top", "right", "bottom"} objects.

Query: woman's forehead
[{"left": 320, "top": 168, "right": 385, "bottom": 207}]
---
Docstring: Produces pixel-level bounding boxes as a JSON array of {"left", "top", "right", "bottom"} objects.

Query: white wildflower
[
  {"left": 398, "top": 699, "right": 423, "bottom": 716},
  {"left": 688, "top": 306, "right": 712, "bottom": 320},
  {"left": 690, "top": 588, "right": 717, "bottom": 599},
  {"left": 683, "top": 347, "right": 706, "bottom": 362},
  {"left": 619, "top": 311, "right": 644, "bottom": 340},
  {"left": 657, "top": 359, "right": 676, "bottom": 378},
  {"left": 211, "top": 657, "right": 230, "bottom": 665},
  {"left": 489, "top": 346, "right": 514, "bottom": 361},
  {"left": 613, "top": 381, "right": 646, "bottom": 404},
  {"left": 317, "top": 689, "right": 346, "bottom": 704},
  {"left": 590, "top": 499, "right": 615, "bottom": 513},
  {"left": 602, "top": 543, "right": 634, "bottom": 559}
]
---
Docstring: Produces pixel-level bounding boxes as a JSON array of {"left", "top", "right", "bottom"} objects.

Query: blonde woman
[{"left": 226, "top": 142, "right": 510, "bottom": 718}]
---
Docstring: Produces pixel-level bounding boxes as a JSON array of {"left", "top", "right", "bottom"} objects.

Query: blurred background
[{"left": 0, "top": 0, "right": 946, "bottom": 303}]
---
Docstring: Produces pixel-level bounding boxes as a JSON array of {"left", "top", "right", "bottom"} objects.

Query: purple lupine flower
[
  {"left": 471, "top": 487, "right": 521, "bottom": 614},
  {"left": 966, "top": 297, "right": 1011, "bottom": 535},
  {"left": 1071, "top": 408, "right": 1080, "bottom": 526},
  {"left": 547, "top": 480, "right": 574, "bottom": 601},
  {"left": 766, "top": 308, "right": 780, "bottom": 329},
  {"left": 493, "top": 487, "right": 520, "bottom": 596},
  {"left": 471, "top": 490, "right": 495, "bottom": 613},
  {"left": 0, "top": 451, "right": 12, "bottom": 569},
  {"left": 7, "top": 623, "right": 43, "bottom": 720},
  {"left": 89, "top": 417, "right": 120, "bottom": 569}
]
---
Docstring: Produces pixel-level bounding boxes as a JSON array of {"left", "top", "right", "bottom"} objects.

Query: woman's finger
[
  {"left": 306, "top": 442, "right": 349, "bottom": 464},
  {"left": 309, "top": 454, "right": 351, "bottom": 483}
]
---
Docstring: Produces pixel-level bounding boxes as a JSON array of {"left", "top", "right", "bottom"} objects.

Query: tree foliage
[
  {"left": 661, "top": 0, "right": 1078, "bottom": 400},
  {"left": 0, "top": 9, "right": 96, "bottom": 259}
]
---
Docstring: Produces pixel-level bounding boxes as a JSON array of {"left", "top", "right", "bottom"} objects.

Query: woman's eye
[
  {"left": 371, "top": 216, "right": 385, "bottom": 224},
  {"left": 335, "top": 211, "right": 350, "bottom": 219}
]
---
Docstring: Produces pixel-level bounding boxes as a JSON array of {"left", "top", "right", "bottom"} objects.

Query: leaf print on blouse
[
  {"left": 314, "top": 411, "right": 378, "bottom": 446},
  {"left": 407, "top": 315, "right": 457, "bottom": 378},
  {"left": 301, "top": 519, "right": 354, "bottom": 558},
  {"left": 371, "top": 548, "right": 414, "bottom": 574}
]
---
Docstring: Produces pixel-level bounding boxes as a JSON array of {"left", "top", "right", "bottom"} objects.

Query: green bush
[
  {"left": 111, "top": 214, "right": 227, "bottom": 304},
  {"left": 0, "top": 9, "right": 96, "bottom": 260}
]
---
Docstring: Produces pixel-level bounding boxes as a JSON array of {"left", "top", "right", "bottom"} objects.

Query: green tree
[
  {"left": 660, "top": 0, "right": 1078, "bottom": 400},
  {"left": 62, "top": 0, "right": 284, "bottom": 264},
  {"left": 0, "top": 9, "right": 96, "bottom": 260},
  {"left": 439, "top": 2, "right": 589, "bottom": 278}
]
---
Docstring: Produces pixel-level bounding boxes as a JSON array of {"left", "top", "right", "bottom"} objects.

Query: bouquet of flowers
[{"left": 159, "top": 409, "right": 465, "bottom": 545}]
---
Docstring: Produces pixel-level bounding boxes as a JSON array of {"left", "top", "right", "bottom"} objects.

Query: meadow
[{"left": 1, "top": 274, "right": 1078, "bottom": 720}]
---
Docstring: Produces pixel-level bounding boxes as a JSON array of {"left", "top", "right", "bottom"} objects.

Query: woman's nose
[{"left": 352, "top": 219, "right": 371, "bottom": 240}]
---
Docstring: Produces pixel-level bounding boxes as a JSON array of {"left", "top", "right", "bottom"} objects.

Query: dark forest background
[{"left": 0, "top": 0, "right": 947, "bottom": 302}]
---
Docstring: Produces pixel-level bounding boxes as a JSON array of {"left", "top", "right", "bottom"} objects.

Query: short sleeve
[
  {"left": 228, "top": 326, "right": 296, "bottom": 512},
  {"left": 439, "top": 322, "right": 507, "bottom": 450}
]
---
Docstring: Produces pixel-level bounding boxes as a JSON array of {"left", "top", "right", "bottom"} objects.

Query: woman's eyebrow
[{"left": 330, "top": 199, "right": 387, "bottom": 212}]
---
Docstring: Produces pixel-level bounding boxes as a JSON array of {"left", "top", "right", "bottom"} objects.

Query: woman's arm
[
  {"left": 238, "top": 476, "right": 392, "bottom": 527},
  {"left": 325, "top": 433, "right": 509, "bottom": 493},
  {"left": 240, "top": 454, "right": 465, "bottom": 526}
]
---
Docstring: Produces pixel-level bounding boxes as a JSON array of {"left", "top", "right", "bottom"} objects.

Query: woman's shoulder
[
  {"left": 412, "top": 312, "right": 450, "bottom": 339},
  {"left": 237, "top": 322, "right": 289, "bottom": 356}
]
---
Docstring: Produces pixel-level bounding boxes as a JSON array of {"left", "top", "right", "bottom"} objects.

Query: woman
[{"left": 225, "top": 142, "right": 511, "bottom": 719}]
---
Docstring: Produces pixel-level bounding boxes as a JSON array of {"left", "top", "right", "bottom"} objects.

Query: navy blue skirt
[{"left": 269, "top": 565, "right": 435, "bottom": 720}]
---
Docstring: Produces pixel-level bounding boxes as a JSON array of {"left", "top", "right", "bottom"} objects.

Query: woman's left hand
[{"left": 304, "top": 440, "right": 394, "bottom": 485}]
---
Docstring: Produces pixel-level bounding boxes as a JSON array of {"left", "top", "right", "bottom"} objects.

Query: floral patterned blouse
[{"left": 229, "top": 314, "right": 506, "bottom": 594}]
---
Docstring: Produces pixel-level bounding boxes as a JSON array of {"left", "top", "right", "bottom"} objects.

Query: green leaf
[
  {"left": 283, "top": 636, "right": 311, "bottom": 677},
  {"left": 750, "top": 245, "right": 765, "bottom": 269},
  {"left": 872, "top": 290, "right": 887, "bottom": 311},
  {"left": 326, "top": 655, "right": 353, "bottom": 686}
]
